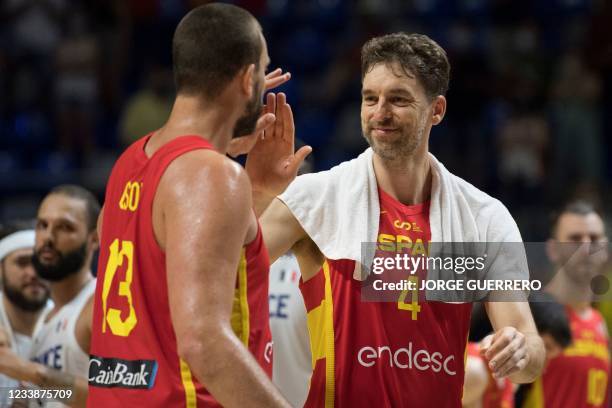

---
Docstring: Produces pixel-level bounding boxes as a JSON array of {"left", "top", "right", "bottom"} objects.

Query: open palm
[{"left": 246, "top": 92, "right": 311, "bottom": 200}]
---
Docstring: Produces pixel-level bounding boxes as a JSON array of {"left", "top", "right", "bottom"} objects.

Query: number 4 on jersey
[{"left": 398, "top": 276, "right": 420, "bottom": 320}]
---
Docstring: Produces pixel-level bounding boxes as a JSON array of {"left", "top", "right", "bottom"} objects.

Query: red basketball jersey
[
  {"left": 525, "top": 306, "right": 609, "bottom": 408},
  {"left": 467, "top": 342, "right": 514, "bottom": 408},
  {"left": 87, "top": 135, "right": 271, "bottom": 407},
  {"left": 300, "top": 187, "right": 472, "bottom": 407}
]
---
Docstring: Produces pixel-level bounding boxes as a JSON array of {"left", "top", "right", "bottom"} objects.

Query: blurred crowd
[{"left": 1, "top": 0, "right": 611, "bottom": 240}]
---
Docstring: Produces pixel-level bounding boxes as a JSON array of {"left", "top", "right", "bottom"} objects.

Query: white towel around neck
[{"left": 278, "top": 148, "right": 527, "bottom": 282}]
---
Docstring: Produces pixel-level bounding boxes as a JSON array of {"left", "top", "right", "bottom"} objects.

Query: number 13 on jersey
[{"left": 102, "top": 239, "right": 138, "bottom": 336}]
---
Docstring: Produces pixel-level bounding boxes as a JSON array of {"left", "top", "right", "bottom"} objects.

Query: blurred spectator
[
  {"left": 497, "top": 110, "right": 549, "bottom": 190},
  {"left": 549, "top": 52, "right": 603, "bottom": 197},
  {"left": 119, "top": 64, "right": 174, "bottom": 146},
  {"left": 54, "top": 7, "right": 99, "bottom": 156},
  {"left": 2, "top": 0, "right": 67, "bottom": 58},
  {"left": 0, "top": 0, "right": 609, "bottom": 244}
]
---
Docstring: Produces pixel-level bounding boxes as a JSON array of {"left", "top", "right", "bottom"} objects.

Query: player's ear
[
  {"left": 89, "top": 228, "right": 99, "bottom": 251},
  {"left": 431, "top": 95, "right": 446, "bottom": 126},
  {"left": 240, "top": 63, "right": 256, "bottom": 99}
]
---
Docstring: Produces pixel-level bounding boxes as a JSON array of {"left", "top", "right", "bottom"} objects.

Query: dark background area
[{"left": 1, "top": 0, "right": 611, "bottom": 241}]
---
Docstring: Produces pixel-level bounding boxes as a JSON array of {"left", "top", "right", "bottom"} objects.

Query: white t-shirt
[
  {"left": 269, "top": 253, "right": 312, "bottom": 407},
  {"left": 29, "top": 278, "right": 95, "bottom": 407}
]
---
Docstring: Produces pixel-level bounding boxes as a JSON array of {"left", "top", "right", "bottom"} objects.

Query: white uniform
[
  {"left": 0, "top": 293, "right": 34, "bottom": 406},
  {"left": 269, "top": 253, "right": 312, "bottom": 407},
  {"left": 29, "top": 279, "right": 95, "bottom": 407}
]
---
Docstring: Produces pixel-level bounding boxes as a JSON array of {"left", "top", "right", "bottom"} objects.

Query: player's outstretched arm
[
  {"left": 482, "top": 301, "right": 545, "bottom": 384},
  {"left": 159, "top": 150, "right": 289, "bottom": 407},
  {"left": 260, "top": 198, "right": 308, "bottom": 265}
]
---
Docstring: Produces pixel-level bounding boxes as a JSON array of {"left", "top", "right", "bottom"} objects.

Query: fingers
[
  {"left": 265, "top": 68, "right": 291, "bottom": 91},
  {"left": 495, "top": 348, "right": 528, "bottom": 378},
  {"left": 263, "top": 93, "right": 277, "bottom": 139},
  {"left": 282, "top": 99, "right": 295, "bottom": 146},
  {"left": 485, "top": 328, "right": 527, "bottom": 378},
  {"left": 255, "top": 113, "right": 276, "bottom": 135},
  {"left": 286, "top": 145, "right": 313, "bottom": 174},
  {"left": 484, "top": 329, "right": 513, "bottom": 361},
  {"left": 274, "top": 93, "right": 286, "bottom": 141},
  {"left": 479, "top": 334, "right": 493, "bottom": 355},
  {"left": 227, "top": 112, "right": 276, "bottom": 157}
]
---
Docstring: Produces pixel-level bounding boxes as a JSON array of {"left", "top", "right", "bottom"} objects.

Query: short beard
[
  {"left": 32, "top": 242, "right": 88, "bottom": 282},
  {"left": 233, "top": 80, "right": 264, "bottom": 138},
  {"left": 362, "top": 114, "right": 428, "bottom": 163},
  {"left": 2, "top": 270, "right": 49, "bottom": 312}
]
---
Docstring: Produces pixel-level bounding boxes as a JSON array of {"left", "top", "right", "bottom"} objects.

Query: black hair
[
  {"left": 529, "top": 292, "right": 572, "bottom": 348},
  {"left": 48, "top": 185, "right": 101, "bottom": 232},
  {"left": 173, "top": 3, "right": 262, "bottom": 99}
]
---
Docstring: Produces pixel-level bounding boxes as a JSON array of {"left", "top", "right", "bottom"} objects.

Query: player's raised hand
[
  {"left": 246, "top": 92, "right": 312, "bottom": 200},
  {"left": 480, "top": 327, "right": 529, "bottom": 379},
  {"left": 226, "top": 68, "right": 292, "bottom": 158}
]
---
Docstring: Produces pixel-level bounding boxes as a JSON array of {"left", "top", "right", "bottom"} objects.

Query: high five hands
[
  {"left": 227, "top": 68, "right": 294, "bottom": 157},
  {"left": 228, "top": 68, "right": 312, "bottom": 204}
]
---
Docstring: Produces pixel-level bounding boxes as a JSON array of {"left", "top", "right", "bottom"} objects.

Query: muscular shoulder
[
  {"left": 163, "top": 149, "right": 249, "bottom": 189},
  {"left": 159, "top": 149, "right": 251, "bottom": 205}
]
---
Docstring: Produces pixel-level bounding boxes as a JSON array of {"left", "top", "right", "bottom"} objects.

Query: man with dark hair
[
  {"left": 88, "top": 3, "right": 307, "bottom": 407},
  {"left": 0, "top": 185, "right": 100, "bottom": 407},
  {"left": 529, "top": 293, "right": 573, "bottom": 353},
  {"left": 0, "top": 221, "right": 50, "bottom": 406},
  {"left": 250, "top": 32, "right": 544, "bottom": 406},
  {"left": 46, "top": 185, "right": 101, "bottom": 232},
  {"left": 524, "top": 200, "right": 610, "bottom": 407}
]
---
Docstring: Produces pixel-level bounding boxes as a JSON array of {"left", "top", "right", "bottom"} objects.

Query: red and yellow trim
[
  {"left": 231, "top": 249, "right": 250, "bottom": 346},
  {"left": 306, "top": 261, "right": 336, "bottom": 408},
  {"left": 180, "top": 358, "right": 197, "bottom": 408}
]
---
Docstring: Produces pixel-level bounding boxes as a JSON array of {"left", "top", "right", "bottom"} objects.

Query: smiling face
[{"left": 361, "top": 62, "right": 438, "bottom": 163}]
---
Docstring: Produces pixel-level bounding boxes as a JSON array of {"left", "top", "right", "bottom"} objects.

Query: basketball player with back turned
[{"left": 88, "top": 4, "right": 309, "bottom": 407}]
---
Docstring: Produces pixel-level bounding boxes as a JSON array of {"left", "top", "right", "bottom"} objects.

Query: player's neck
[
  {"left": 50, "top": 269, "right": 93, "bottom": 309},
  {"left": 546, "top": 269, "right": 593, "bottom": 306},
  {"left": 152, "top": 95, "right": 239, "bottom": 154},
  {"left": 372, "top": 151, "right": 432, "bottom": 205},
  {"left": 2, "top": 295, "right": 41, "bottom": 337}
]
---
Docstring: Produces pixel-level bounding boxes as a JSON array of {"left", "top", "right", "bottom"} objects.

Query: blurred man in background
[
  {"left": 525, "top": 200, "right": 609, "bottom": 407},
  {"left": 0, "top": 221, "right": 50, "bottom": 405},
  {"left": 0, "top": 185, "right": 99, "bottom": 408}
]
